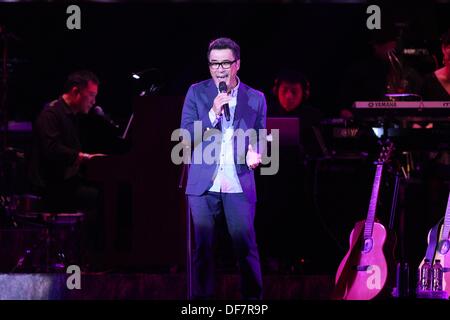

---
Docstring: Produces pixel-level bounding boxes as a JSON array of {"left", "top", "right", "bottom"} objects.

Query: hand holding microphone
[{"left": 212, "top": 87, "right": 231, "bottom": 119}]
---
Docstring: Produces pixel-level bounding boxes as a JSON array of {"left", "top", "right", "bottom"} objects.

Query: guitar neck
[
  {"left": 441, "top": 192, "right": 450, "bottom": 240},
  {"left": 364, "top": 164, "right": 384, "bottom": 238}
]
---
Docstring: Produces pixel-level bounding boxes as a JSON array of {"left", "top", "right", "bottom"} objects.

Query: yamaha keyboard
[
  {"left": 353, "top": 101, "right": 450, "bottom": 109},
  {"left": 352, "top": 101, "right": 450, "bottom": 122}
]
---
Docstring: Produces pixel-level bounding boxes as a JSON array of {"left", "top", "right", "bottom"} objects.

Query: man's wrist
[
  {"left": 209, "top": 108, "right": 221, "bottom": 125},
  {"left": 211, "top": 107, "right": 221, "bottom": 118}
]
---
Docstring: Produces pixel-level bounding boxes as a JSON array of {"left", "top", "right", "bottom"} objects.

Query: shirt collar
[{"left": 230, "top": 76, "right": 240, "bottom": 98}]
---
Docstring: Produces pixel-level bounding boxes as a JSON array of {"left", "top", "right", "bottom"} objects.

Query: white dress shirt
[{"left": 208, "top": 79, "right": 243, "bottom": 193}]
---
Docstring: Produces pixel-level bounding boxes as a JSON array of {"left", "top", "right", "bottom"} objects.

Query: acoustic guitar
[
  {"left": 418, "top": 192, "right": 450, "bottom": 295},
  {"left": 334, "top": 141, "right": 395, "bottom": 300}
]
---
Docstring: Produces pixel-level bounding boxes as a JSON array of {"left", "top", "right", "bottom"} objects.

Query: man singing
[{"left": 181, "top": 37, "right": 267, "bottom": 300}]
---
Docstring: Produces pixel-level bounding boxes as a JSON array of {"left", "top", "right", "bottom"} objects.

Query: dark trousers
[{"left": 189, "top": 191, "right": 263, "bottom": 299}]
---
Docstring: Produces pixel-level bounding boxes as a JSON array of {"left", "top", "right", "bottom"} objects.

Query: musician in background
[
  {"left": 338, "top": 28, "right": 422, "bottom": 119},
  {"left": 420, "top": 28, "right": 450, "bottom": 235},
  {"left": 269, "top": 69, "right": 323, "bottom": 157},
  {"left": 269, "top": 69, "right": 320, "bottom": 118},
  {"left": 259, "top": 69, "right": 323, "bottom": 273},
  {"left": 421, "top": 28, "right": 450, "bottom": 101},
  {"left": 29, "top": 70, "right": 104, "bottom": 266},
  {"left": 419, "top": 28, "right": 450, "bottom": 169}
]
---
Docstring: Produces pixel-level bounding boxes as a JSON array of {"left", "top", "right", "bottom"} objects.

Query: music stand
[{"left": 121, "top": 112, "right": 134, "bottom": 140}]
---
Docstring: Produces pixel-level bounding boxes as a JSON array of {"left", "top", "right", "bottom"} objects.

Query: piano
[{"left": 84, "top": 96, "right": 187, "bottom": 270}]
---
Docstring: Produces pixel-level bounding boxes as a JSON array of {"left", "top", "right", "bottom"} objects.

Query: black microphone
[
  {"left": 92, "top": 106, "right": 119, "bottom": 129},
  {"left": 218, "top": 81, "right": 230, "bottom": 121}
]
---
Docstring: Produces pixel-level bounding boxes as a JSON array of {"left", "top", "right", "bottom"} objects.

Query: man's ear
[
  {"left": 70, "top": 86, "right": 80, "bottom": 96},
  {"left": 236, "top": 59, "right": 241, "bottom": 71}
]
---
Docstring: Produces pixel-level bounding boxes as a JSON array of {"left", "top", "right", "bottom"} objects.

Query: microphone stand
[
  {"left": 0, "top": 25, "right": 11, "bottom": 214},
  {"left": 388, "top": 153, "right": 412, "bottom": 298},
  {"left": 178, "top": 144, "right": 192, "bottom": 300},
  {"left": 0, "top": 25, "right": 22, "bottom": 234},
  {"left": 0, "top": 25, "right": 10, "bottom": 154}
]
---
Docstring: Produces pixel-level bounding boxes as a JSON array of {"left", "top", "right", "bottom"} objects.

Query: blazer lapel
[
  {"left": 205, "top": 80, "right": 217, "bottom": 113},
  {"left": 233, "top": 84, "right": 246, "bottom": 129}
]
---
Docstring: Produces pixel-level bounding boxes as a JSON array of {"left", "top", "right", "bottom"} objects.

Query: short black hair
[
  {"left": 207, "top": 37, "right": 240, "bottom": 61},
  {"left": 441, "top": 28, "right": 450, "bottom": 46},
  {"left": 63, "top": 70, "right": 99, "bottom": 93},
  {"left": 274, "top": 69, "right": 308, "bottom": 93}
]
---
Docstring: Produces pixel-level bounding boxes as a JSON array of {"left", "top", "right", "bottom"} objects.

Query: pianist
[{"left": 29, "top": 70, "right": 103, "bottom": 265}]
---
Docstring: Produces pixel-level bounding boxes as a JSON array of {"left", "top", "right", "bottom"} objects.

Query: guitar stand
[{"left": 388, "top": 159, "right": 413, "bottom": 298}]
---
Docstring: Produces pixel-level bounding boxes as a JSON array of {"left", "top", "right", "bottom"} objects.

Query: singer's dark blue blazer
[{"left": 180, "top": 78, "right": 267, "bottom": 203}]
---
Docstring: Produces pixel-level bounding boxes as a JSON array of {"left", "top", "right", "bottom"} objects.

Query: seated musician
[
  {"left": 419, "top": 28, "right": 450, "bottom": 160},
  {"left": 421, "top": 28, "right": 450, "bottom": 102},
  {"left": 29, "top": 70, "right": 105, "bottom": 267},
  {"left": 419, "top": 28, "right": 450, "bottom": 232},
  {"left": 260, "top": 69, "right": 324, "bottom": 273},
  {"left": 338, "top": 27, "right": 422, "bottom": 119},
  {"left": 269, "top": 69, "right": 321, "bottom": 119},
  {"left": 268, "top": 69, "right": 323, "bottom": 158}
]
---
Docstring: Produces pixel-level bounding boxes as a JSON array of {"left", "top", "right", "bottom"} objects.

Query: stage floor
[{"left": 0, "top": 273, "right": 334, "bottom": 300}]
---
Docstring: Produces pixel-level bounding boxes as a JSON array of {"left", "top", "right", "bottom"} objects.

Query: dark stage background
[
  {"left": 0, "top": 1, "right": 449, "bottom": 274},
  {"left": 1, "top": 2, "right": 448, "bottom": 121}
]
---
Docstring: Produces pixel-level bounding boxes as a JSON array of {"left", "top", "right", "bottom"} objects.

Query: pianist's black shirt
[{"left": 30, "top": 97, "right": 81, "bottom": 191}]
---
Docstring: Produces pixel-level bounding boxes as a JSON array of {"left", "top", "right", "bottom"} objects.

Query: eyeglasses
[{"left": 208, "top": 60, "right": 237, "bottom": 70}]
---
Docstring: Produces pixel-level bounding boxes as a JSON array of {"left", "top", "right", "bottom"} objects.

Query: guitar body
[
  {"left": 334, "top": 220, "right": 392, "bottom": 300},
  {"left": 419, "top": 220, "right": 450, "bottom": 293}
]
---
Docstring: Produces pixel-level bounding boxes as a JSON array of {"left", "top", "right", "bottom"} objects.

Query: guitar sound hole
[
  {"left": 438, "top": 240, "right": 450, "bottom": 255},
  {"left": 362, "top": 238, "right": 373, "bottom": 253}
]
